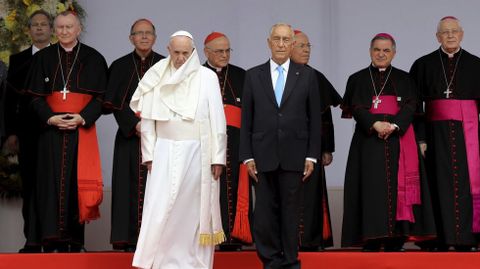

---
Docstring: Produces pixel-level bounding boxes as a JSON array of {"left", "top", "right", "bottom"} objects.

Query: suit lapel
[
  {"left": 259, "top": 61, "right": 278, "bottom": 107},
  {"left": 280, "top": 62, "right": 300, "bottom": 107}
]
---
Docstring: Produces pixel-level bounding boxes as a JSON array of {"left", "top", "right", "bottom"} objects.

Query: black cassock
[
  {"left": 5, "top": 47, "right": 42, "bottom": 247},
  {"left": 341, "top": 65, "right": 436, "bottom": 247},
  {"left": 204, "top": 62, "right": 247, "bottom": 248},
  {"left": 410, "top": 48, "right": 480, "bottom": 247},
  {"left": 104, "top": 51, "right": 164, "bottom": 250},
  {"left": 298, "top": 67, "right": 341, "bottom": 250},
  {"left": 25, "top": 43, "right": 107, "bottom": 248}
]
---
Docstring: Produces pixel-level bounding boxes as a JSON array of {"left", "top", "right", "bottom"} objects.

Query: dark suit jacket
[
  {"left": 5, "top": 46, "right": 34, "bottom": 137},
  {"left": 239, "top": 60, "right": 322, "bottom": 172},
  {"left": 0, "top": 61, "right": 7, "bottom": 139}
]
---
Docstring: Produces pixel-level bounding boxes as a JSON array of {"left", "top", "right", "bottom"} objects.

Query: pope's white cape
[{"left": 130, "top": 49, "right": 227, "bottom": 269}]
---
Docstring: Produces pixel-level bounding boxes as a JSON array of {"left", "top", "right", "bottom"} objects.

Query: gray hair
[
  {"left": 54, "top": 10, "right": 83, "bottom": 28},
  {"left": 370, "top": 35, "right": 396, "bottom": 51},
  {"left": 269, "top": 23, "right": 294, "bottom": 39},
  {"left": 436, "top": 16, "right": 463, "bottom": 33}
]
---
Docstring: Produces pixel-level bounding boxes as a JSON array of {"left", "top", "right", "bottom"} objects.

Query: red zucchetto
[{"left": 204, "top": 32, "right": 226, "bottom": 45}]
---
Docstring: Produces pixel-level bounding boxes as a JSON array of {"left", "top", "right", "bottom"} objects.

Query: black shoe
[
  {"left": 18, "top": 245, "right": 42, "bottom": 253},
  {"left": 124, "top": 246, "right": 136, "bottom": 252},
  {"left": 57, "top": 243, "right": 70, "bottom": 253},
  {"left": 362, "top": 240, "right": 381, "bottom": 252},
  {"left": 429, "top": 245, "right": 450, "bottom": 252},
  {"left": 42, "top": 245, "right": 56, "bottom": 253},
  {"left": 299, "top": 246, "right": 321, "bottom": 252},
  {"left": 69, "top": 244, "right": 87, "bottom": 253},
  {"left": 454, "top": 246, "right": 478, "bottom": 252},
  {"left": 384, "top": 246, "right": 405, "bottom": 252},
  {"left": 218, "top": 243, "right": 242, "bottom": 251}
]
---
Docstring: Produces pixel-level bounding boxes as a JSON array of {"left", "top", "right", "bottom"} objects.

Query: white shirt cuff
[{"left": 243, "top": 158, "right": 254, "bottom": 165}]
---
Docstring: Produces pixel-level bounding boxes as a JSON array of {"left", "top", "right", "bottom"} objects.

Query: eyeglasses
[
  {"left": 438, "top": 29, "right": 462, "bottom": 36},
  {"left": 131, "top": 31, "right": 155, "bottom": 37},
  {"left": 271, "top": 36, "right": 292, "bottom": 46},
  {"left": 207, "top": 47, "right": 233, "bottom": 55},
  {"left": 294, "top": 43, "right": 312, "bottom": 49}
]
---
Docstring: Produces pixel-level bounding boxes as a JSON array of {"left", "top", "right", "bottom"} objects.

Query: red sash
[
  {"left": 224, "top": 104, "right": 252, "bottom": 243},
  {"left": 426, "top": 99, "right": 480, "bottom": 232},
  {"left": 46, "top": 92, "right": 103, "bottom": 224},
  {"left": 369, "top": 95, "right": 421, "bottom": 223}
]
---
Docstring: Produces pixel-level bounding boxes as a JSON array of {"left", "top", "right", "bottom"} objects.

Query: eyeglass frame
[
  {"left": 294, "top": 43, "right": 312, "bottom": 49},
  {"left": 206, "top": 47, "right": 233, "bottom": 55},
  {"left": 437, "top": 28, "right": 462, "bottom": 36},
  {"left": 130, "top": 31, "right": 156, "bottom": 37}
]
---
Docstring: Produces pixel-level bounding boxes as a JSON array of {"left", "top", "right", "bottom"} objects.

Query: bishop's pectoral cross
[
  {"left": 444, "top": 88, "right": 452, "bottom": 99},
  {"left": 61, "top": 87, "right": 70, "bottom": 100},
  {"left": 372, "top": 96, "right": 382, "bottom": 109}
]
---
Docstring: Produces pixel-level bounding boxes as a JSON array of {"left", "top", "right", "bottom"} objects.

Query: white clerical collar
[
  {"left": 207, "top": 61, "right": 222, "bottom": 72},
  {"left": 371, "top": 63, "right": 388, "bottom": 72},
  {"left": 270, "top": 58, "right": 290, "bottom": 74},
  {"left": 60, "top": 40, "right": 79, "bottom": 52},
  {"left": 32, "top": 43, "right": 50, "bottom": 55},
  {"left": 441, "top": 46, "right": 461, "bottom": 58}
]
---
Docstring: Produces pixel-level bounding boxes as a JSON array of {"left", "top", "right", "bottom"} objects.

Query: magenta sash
[
  {"left": 426, "top": 99, "right": 480, "bottom": 232},
  {"left": 369, "top": 95, "right": 421, "bottom": 223}
]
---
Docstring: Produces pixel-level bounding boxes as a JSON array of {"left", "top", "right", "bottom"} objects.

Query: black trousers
[{"left": 253, "top": 168, "right": 302, "bottom": 269}]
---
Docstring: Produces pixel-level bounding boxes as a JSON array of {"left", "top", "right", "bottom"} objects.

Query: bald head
[
  {"left": 291, "top": 31, "right": 311, "bottom": 65},
  {"left": 204, "top": 35, "right": 231, "bottom": 68},
  {"left": 436, "top": 16, "right": 464, "bottom": 53},
  {"left": 437, "top": 16, "right": 463, "bottom": 33}
]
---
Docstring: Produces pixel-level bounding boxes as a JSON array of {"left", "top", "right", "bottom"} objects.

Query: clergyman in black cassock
[
  {"left": 291, "top": 30, "right": 341, "bottom": 251},
  {"left": 203, "top": 31, "right": 248, "bottom": 250},
  {"left": 4, "top": 10, "right": 52, "bottom": 253},
  {"left": 25, "top": 12, "right": 107, "bottom": 252},
  {"left": 410, "top": 16, "right": 480, "bottom": 251},
  {"left": 341, "top": 33, "right": 435, "bottom": 251},
  {"left": 104, "top": 19, "right": 164, "bottom": 252}
]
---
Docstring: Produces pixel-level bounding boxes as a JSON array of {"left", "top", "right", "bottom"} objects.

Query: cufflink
[
  {"left": 397, "top": 97, "right": 402, "bottom": 101},
  {"left": 45, "top": 77, "right": 49, "bottom": 82},
  {"left": 236, "top": 98, "right": 241, "bottom": 102}
]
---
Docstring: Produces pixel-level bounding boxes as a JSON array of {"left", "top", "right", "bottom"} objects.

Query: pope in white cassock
[{"left": 130, "top": 30, "right": 227, "bottom": 269}]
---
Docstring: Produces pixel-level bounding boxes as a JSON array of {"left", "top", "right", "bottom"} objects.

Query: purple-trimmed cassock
[
  {"left": 341, "top": 65, "right": 436, "bottom": 248},
  {"left": 410, "top": 48, "right": 480, "bottom": 248}
]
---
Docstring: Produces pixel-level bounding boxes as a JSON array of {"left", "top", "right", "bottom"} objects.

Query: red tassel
[{"left": 231, "top": 164, "right": 252, "bottom": 243}]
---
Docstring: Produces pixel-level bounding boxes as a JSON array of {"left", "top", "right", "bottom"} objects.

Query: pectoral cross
[
  {"left": 61, "top": 87, "right": 70, "bottom": 100},
  {"left": 372, "top": 96, "right": 381, "bottom": 109},
  {"left": 444, "top": 88, "right": 452, "bottom": 99}
]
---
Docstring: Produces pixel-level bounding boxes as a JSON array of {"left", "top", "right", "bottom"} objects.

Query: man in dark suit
[
  {"left": 0, "top": 61, "right": 6, "bottom": 142},
  {"left": 239, "top": 23, "right": 322, "bottom": 269},
  {"left": 5, "top": 9, "right": 52, "bottom": 253}
]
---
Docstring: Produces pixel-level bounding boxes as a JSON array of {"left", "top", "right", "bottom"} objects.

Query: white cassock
[{"left": 130, "top": 49, "right": 227, "bottom": 269}]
